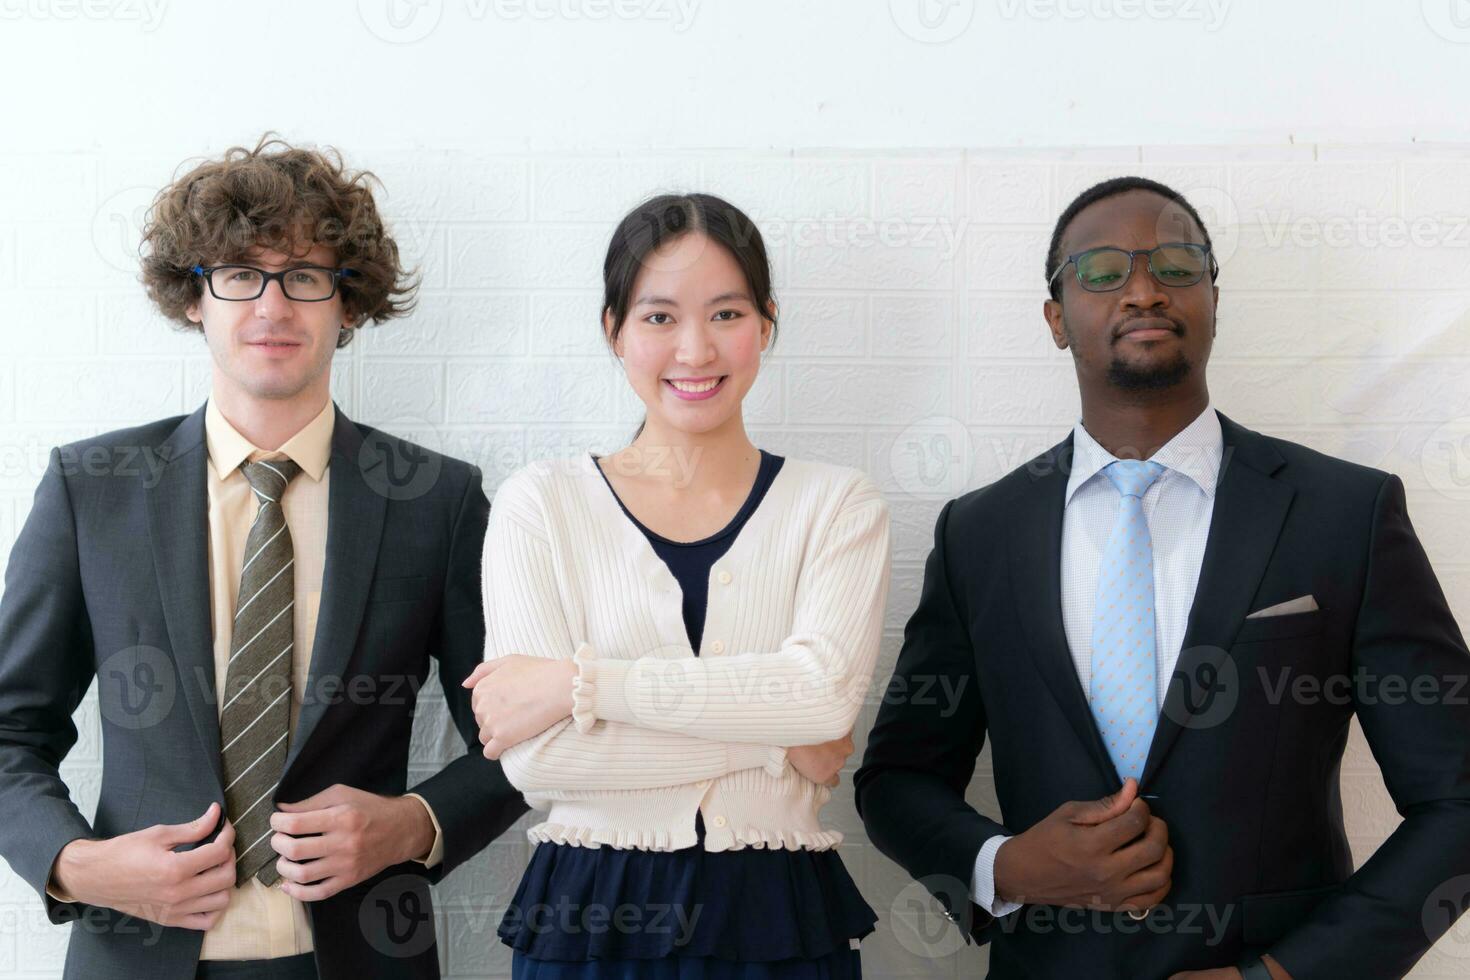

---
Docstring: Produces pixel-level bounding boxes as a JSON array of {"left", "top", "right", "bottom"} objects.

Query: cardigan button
[
  {"left": 708, "top": 640, "right": 725, "bottom": 654},
  {"left": 711, "top": 815, "right": 728, "bottom": 828},
  {"left": 717, "top": 570, "right": 732, "bottom": 585}
]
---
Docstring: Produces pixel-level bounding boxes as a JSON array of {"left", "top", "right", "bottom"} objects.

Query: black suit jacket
[
  {"left": 855, "top": 412, "right": 1470, "bottom": 979},
  {"left": 0, "top": 402, "right": 528, "bottom": 979}
]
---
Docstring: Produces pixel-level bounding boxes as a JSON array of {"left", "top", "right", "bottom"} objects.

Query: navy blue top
[
  {"left": 609, "top": 449, "right": 783, "bottom": 652},
  {"left": 497, "top": 451, "right": 877, "bottom": 962}
]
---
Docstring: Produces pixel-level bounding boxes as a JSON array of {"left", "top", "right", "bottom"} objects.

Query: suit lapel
[
  {"left": 1010, "top": 435, "right": 1118, "bottom": 783},
  {"left": 1139, "top": 412, "right": 1293, "bottom": 786},
  {"left": 282, "top": 407, "right": 388, "bottom": 777},
  {"left": 146, "top": 405, "right": 224, "bottom": 788}
]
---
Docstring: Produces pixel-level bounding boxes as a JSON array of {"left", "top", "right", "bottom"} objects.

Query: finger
[
  {"left": 179, "top": 888, "right": 232, "bottom": 915},
  {"left": 1095, "top": 806, "right": 1159, "bottom": 869},
  {"left": 272, "top": 830, "right": 335, "bottom": 863},
  {"left": 270, "top": 807, "right": 338, "bottom": 837},
  {"left": 462, "top": 660, "right": 497, "bottom": 688},
  {"left": 280, "top": 876, "right": 346, "bottom": 903},
  {"left": 1070, "top": 777, "right": 1138, "bottom": 826},
  {"left": 277, "top": 784, "right": 348, "bottom": 813},
  {"left": 175, "top": 838, "right": 230, "bottom": 877},
  {"left": 1118, "top": 842, "right": 1174, "bottom": 896},
  {"left": 177, "top": 910, "right": 225, "bottom": 931},
  {"left": 483, "top": 738, "right": 506, "bottom": 760},
  {"left": 156, "top": 802, "right": 222, "bottom": 847},
  {"left": 1114, "top": 844, "right": 1174, "bottom": 910},
  {"left": 186, "top": 860, "right": 238, "bottom": 899},
  {"left": 1108, "top": 814, "right": 1168, "bottom": 871},
  {"left": 276, "top": 854, "right": 341, "bottom": 885},
  {"left": 1116, "top": 878, "right": 1171, "bottom": 914},
  {"left": 173, "top": 818, "right": 237, "bottom": 876},
  {"left": 1093, "top": 798, "right": 1154, "bottom": 852}
]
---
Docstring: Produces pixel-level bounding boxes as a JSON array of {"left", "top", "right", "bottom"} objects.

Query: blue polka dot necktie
[{"left": 1090, "top": 459, "right": 1166, "bottom": 783}]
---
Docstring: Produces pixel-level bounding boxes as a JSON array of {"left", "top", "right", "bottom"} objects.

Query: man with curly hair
[{"left": 0, "top": 135, "right": 527, "bottom": 979}]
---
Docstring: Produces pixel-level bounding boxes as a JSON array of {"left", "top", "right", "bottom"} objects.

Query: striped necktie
[
  {"left": 220, "top": 457, "right": 301, "bottom": 886},
  {"left": 1089, "top": 459, "right": 1165, "bottom": 783}
]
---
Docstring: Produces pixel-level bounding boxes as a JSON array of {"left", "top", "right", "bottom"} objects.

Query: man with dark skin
[
  {"left": 1026, "top": 187, "right": 1282, "bottom": 980},
  {"left": 1041, "top": 189, "right": 1214, "bottom": 475},
  {"left": 857, "top": 176, "right": 1470, "bottom": 979}
]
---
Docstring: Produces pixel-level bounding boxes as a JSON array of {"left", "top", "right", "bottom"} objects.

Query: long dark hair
[{"left": 602, "top": 193, "right": 778, "bottom": 439}]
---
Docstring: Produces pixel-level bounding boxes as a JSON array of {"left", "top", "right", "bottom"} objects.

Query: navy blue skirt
[
  {"left": 498, "top": 834, "right": 876, "bottom": 963},
  {"left": 511, "top": 948, "right": 862, "bottom": 979}
]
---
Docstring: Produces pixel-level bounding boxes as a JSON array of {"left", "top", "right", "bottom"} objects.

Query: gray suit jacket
[{"left": 0, "top": 401, "right": 527, "bottom": 979}]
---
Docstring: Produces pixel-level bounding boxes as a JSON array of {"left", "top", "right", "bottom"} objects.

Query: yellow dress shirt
[
  {"left": 48, "top": 395, "right": 443, "bottom": 961},
  {"left": 200, "top": 395, "right": 444, "bottom": 959}
]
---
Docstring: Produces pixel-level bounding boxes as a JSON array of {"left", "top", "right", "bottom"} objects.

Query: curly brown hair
[{"left": 141, "top": 133, "right": 417, "bottom": 348}]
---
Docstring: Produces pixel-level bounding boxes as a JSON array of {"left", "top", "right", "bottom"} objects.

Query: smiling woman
[
  {"left": 466, "top": 191, "right": 889, "bottom": 980},
  {"left": 600, "top": 193, "right": 780, "bottom": 440}
]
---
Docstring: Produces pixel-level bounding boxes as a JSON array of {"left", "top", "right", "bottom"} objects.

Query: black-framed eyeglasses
[
  {"left": 1048, "top": 243, "right": 1218, "bottom": 294},
  {"left": 192, "top": 264, "right": 357, "bottom": 302}
]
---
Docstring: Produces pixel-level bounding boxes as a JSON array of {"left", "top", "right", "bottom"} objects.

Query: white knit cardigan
[{"left": 480, "top": 452, "right": 891, "bottom": 852}]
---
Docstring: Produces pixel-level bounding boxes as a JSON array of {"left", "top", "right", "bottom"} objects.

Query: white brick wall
[{"left": 1, "top": 145, "right": 1469, "bottom": 977}]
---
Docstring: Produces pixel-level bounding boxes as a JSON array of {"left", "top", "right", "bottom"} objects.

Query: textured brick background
[{"left": 1, "top": 145, "right": 1469, "bottom": 976}]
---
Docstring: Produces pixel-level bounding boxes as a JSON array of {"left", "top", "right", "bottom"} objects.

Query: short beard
[
  {"left": 1060, "top": 312, "right": 1195, "bottom": 392},
  {"left": 1107, "top": 350, "right": 1191, "bottom": 391}
]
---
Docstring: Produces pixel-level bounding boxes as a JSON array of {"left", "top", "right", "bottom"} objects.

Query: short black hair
[{"left": 1045, "top": 176, "right": 1215, "bottom": 299}]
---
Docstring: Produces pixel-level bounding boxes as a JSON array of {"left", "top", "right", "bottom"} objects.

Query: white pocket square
[{"left": 1246, "top": 594, "right": 1319, "bottom": 619}]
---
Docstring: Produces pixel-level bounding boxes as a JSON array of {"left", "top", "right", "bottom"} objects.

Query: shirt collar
[
  {"left": 1064, "top": 403, "right": 1223, "bottom": 506},
  {"left": 205, "top": 394, "right": 335, "bottom": 483}
]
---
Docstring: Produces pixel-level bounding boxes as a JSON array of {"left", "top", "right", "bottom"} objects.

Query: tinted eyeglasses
[{"left": 1049, "top": 243, "right": 1218, "bottom": 294}]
